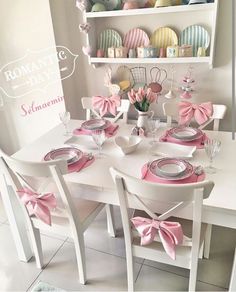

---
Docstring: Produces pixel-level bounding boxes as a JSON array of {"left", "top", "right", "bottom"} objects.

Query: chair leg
[
  {"left": 126, "top": 247, "right": 135, "bottom": 292},
  {"left": 106, "top": 204, "right": 116, "bottom": 237},
  {"left": 73, "top": 232, "right": 87, "bottom": 285},
  {"left": 198, "top": 242, "right": 204, "bottom": 259},
  {"left": 28, "top": 227, "right": 43, "bottom": 269},
  {"left": 203, "top": 224, "right": 212, "bottom": 259},
  {"left": 229, "top": 247, "right": 236, "bottom": 291},
  {"left": 189, "top": 262, "right": 198, "bottom": 292}
]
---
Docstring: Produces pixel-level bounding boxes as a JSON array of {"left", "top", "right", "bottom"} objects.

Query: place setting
[
  {"left": 159, "top": 126, "right": 208, "bottom": 149},
  {"left": 43, "top": 145, "right": 95, "bottom": 173},
  {"left": 73, "top": 118, "right": 119, "bottom": 138},
  {"left": 141, "top": 157, "right": 205, "bottom": 184}
]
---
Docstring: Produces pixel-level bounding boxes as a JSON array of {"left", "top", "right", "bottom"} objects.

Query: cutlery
[
  {"left": 76, "top": 153, "right": 93, "bottom": 172},
  {"left": 141, "top": 162, "right": 150, "bottom": 179},
  {"left": 194, "top": 165, "right": 203, "bottom": 181}
]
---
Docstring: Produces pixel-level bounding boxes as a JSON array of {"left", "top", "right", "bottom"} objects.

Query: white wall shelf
[
  {"left": 90, "top": 57, "right": 211, "bottom": 65},
  {"left": 82, "top": 1, "right": 218, "bottom": 68},
  {"left": 86, "top": 3, "right": 215, "bottom": 18}
]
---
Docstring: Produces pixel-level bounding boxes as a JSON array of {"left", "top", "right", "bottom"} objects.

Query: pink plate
[
  {"left": 169, "top": 127, "right": 203, "bottom": 142},
  {"left": 44, "top": 147, "right": 83, "bottom": 165},
  {"left": 123, "top": 28, "right": 150, "bottom": 50},
  {"left": 81, "top": 119, "right": 111, "bottom": 131},
  {"left": 149, "top": 158, "right": 194, "bottom": 181}
]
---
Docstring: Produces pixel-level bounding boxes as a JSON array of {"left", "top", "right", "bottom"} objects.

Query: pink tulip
[
  {"left": 136, "top": 92, "right": 143, "bottom": 103},
  {"left": 146, "top": 90, "right": 157, "bottom": 104},
  {"left": 128, "top": 89, "right": 136, "bottom": 104},
  {"left": 138, "top": 87, "right": 145, "bottom": 97}
]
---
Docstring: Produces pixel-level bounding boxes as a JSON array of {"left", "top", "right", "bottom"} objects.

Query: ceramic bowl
[
  {"left": 155, "top": 0, "right": 172, "bottom": 7},
  {"left": 115, "top": 136, "right": 142, "bottom": 155},
  {"left": 188, "top": 0, "right": 207, "bottom": 4}
]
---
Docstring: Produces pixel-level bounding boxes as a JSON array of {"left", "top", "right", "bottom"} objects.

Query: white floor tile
[
  {"left": 68, "top": 206, "right": 144, "bottom": 263},
  {"left": 32, "top": 242, "right": 142, "bottom": 291},
  {"left": 0, "top": 224, "right": 65, "bottom": 291},
  {"left": 143, "top": 226, "right": 236, "bottom": 289},
  {"left": 135, "top": 264, "right": 226, "bottom": 291}
]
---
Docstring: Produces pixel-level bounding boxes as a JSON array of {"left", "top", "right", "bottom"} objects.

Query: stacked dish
[
  {"left": 81, "top": 119, "right": 111, "bottom": 130},
  {"left": 149, "top": 158, "right": 194, "bottom": 180},
  {"left": 168, "top": 127, "right": 203, "bottom": 142},
  {"left": 44, "top": 146, "right": 83, "bottom": 165}
]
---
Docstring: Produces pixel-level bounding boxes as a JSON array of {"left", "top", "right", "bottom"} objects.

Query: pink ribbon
[
  {"left": 92, "top": 95, "right": 121, "bottom": 117},
  {"left": 179, "top": 101, "right": 213, "bottom": 126},
  {"left": 17, "top": 188, "right": 57, "bottom": 225},
  {"left": 131, "top": 216, "right": 183, "bottom": 260}
]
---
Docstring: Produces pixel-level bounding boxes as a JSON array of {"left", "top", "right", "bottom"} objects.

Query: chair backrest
[
  {"left": 130, "top": 67, "right": 147, "bottom": 90},
  {"left": 81, "top": 97, "right": 130, "bottom": 123},
  {"left": 0, "top": 150, "right": 82, "bottom": 230},
  {"left": 162, "top": 102, "right": 227, "bottom": 131},
  {"left": 110, "top": 166, "right": 214, "bottom": 258}
]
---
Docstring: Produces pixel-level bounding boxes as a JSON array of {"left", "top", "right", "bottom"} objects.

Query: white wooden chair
[
  {"left": 163, "top": 102, "right": 227, "bottom": 131},
  {"left": 81, "top": 97, "right": 130, "bottom": 123},
  {"left": 110, "top": 166, "right": 214, "bottom": 292},
  {"left": 81, "top": 97, "right": 130, "bottom": 237},
  {"left": 0, "top": 151, "right": 108, "bottom": 285},
  {"left": 163, "top": 101, "right": 226, "bottom": 259}
]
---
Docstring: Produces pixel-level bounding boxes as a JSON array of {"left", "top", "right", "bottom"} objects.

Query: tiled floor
[{"left": 0, "top": 197, "right": 235, "bottom": 291}]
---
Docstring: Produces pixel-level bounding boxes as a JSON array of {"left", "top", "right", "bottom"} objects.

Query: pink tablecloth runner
[
  {"left": 141, "top": 163, "right": 205, "bottom": 184},
  {"left": 68, "top": 155, "right": 95, "bottom": 173},
  {"left": 159, "top": 130, "right": 208, "bottom": 149},
  {"left": 73, "top": 124, "right": 119, "bottom": 138}
]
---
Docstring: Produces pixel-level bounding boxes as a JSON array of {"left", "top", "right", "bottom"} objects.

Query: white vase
[{"left": 136, "top": 110, "right": 154, "bottom": 129}]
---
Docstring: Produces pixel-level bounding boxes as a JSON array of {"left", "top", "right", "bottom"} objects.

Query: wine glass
[
  {"left": 204, "top": 139, "right": 221, "bottom": 174},
  {"left": 91, "top": 129, "right": 106, "bottom": 157},
  {"left": 147, "top": 117, "right": 160, "bottom": 145},
  {"left": 59, "top": 111, "right": 71, "bottom": 136}
]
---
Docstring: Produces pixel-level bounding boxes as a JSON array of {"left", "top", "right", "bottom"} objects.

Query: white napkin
[{"left": 150, "top": 142, "right": 196, "bottom": 159}]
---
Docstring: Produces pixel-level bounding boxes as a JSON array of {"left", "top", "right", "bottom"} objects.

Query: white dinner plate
[
  {"left": 81, "top": 119, "right": 110, "bottom": 130},
  {"left": 44, "top": 147, "right": 83, "bottom": 165},
  {"left": 149, "top": 158, "right": 194, "bottom": 180},
  {"left": 156, "top": 158, "right": 187, "bottom": 177},
  {"left": 168, "top": 127, "right": 203, "bottom": 141}
]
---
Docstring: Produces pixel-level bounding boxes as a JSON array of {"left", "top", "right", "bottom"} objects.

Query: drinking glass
[
  {"left": 204, "top": 139, "right": 221, "bottom": 174},
  {"left": 59, "top": 111, "right": 70, "bottom": 136},
  {"left": 91, "top": 129, "right": 106, "bottom": 157},
  {"left": 148, "top": 117, "right": 160, "bottom": 145}
]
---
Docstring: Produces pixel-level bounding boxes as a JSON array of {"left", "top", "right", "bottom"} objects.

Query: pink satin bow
[
  {"left": 131, "top": 216, "right": 183, "bottom": 260},
  {"left": 92, "top": 95, "right": 121, "bottom": 117},
  {"left": 179, "top": 101, "right": 213, "bottom": 126},
  {"left": 17, "top": 188, "right": 57, "bottom": 225}
]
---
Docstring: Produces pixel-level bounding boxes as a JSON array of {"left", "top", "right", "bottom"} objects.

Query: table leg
[{"left": 229, "top": 247, "right": 236, "bottom": 291}]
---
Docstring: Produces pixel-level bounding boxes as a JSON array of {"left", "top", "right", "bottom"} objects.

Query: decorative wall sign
[{"left": 0, "top": 46, "right": 78, "bottom": 98}]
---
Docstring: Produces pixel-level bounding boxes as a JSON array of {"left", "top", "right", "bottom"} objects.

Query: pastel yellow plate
[
  {"left": 119, "top": 80, "right": 131, "bottom": 91},
  {"left": 150, "top": 27, "right": 178, "bottom": 50}
]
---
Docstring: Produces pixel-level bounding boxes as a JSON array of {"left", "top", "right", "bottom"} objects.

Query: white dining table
[{"left": 7, "top": 120, "right": 236, "bottom": 290}]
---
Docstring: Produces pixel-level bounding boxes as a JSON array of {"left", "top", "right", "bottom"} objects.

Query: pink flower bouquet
[{"left": 128, "top": 88, "right": 157, "bottom": 112}]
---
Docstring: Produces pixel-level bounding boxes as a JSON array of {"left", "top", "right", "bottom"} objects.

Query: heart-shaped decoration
[{"left": 82, "top": 45, "right": 91, "bottom": 56}]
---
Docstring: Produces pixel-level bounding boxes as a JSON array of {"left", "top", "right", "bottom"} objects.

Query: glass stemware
[
  {"left": 59, "top": 111, "right": 71, "bottom": 136},
  {"left": 147, "top": 117, "right": 160, "bottom": 145},
  {"left": 91, "top": 129, "right": 106, "bottom": 157},
  {"left": 204, "top": 139, "right": 221, "bottom": 174}
]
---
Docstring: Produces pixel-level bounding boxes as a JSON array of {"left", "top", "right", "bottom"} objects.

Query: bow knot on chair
[
  {"left": 92, "top": 95, "right": 121, "bottom": 117},
  {"left": 131, "top": 216, "right": 183, "bottom": 260},
  {"left": 179, "top": 101, "right": 213, "bottom": 126},
  {"left": 17, "top": 188, "right": 57, "bottom": 225}
]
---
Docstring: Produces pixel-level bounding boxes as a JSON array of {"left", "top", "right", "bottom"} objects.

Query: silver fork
[{"left": 194, "top": 166, "right": 204, "bottom": 181}]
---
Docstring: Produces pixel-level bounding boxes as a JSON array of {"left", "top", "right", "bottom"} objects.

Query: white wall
[
  {"left": 0, "top": 0, "right": 65, "bottom": 154},
  {"left": 50, "top": 0, "right": 233, "bottom": 131}
]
